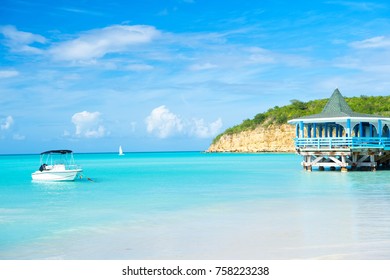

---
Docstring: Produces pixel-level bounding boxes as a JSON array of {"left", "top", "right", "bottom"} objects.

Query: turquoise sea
[{"left": 1, "top": 152, "right": 390, "bottom": 260}]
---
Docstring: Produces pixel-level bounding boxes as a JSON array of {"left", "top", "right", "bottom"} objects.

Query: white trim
[{"left": 288, "top": 116, "right": 390, "bottom": 124}]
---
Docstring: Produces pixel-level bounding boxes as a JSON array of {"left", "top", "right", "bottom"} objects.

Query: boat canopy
[{"left": 40, "top": 150, "right": 73, "bottom": 155}]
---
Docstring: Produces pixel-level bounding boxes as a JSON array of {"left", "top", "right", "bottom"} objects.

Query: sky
[{"left": 1, "top": 0, "right": 390, "bottom": 154}]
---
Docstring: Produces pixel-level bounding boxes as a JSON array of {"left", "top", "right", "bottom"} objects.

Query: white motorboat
[{"left": 31, "top": 150, "right": 83, "bottom": 181}]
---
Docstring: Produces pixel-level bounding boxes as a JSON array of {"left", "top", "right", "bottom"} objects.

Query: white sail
[{"left": 119, "top": 145, "right": 124, "bottom": 156}]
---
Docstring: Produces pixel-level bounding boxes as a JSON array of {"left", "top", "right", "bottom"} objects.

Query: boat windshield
[{"left": 39, "top": 150, "right": 79, "bottom": 170}]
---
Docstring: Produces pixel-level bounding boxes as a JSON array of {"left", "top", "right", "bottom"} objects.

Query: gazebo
[{"left": 288, "top": 89, "right": 390, "bottom": 171}]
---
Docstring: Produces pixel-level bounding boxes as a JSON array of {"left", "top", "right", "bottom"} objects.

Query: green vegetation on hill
[{"left": 212, "top": 95, "right": 390, "bottom": 144}]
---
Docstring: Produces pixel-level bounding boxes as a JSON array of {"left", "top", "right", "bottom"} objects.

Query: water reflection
[
  {"left": 31, "top": 180, "right": 80, "bottom": 191},
  {"left": 346, "top": 171, "right": 390, "bottom": 249}
]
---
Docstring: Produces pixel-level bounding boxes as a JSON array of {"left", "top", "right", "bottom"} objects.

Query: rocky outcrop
[{"left": 207, "top": 124, "right": 296, "bottom": 153}]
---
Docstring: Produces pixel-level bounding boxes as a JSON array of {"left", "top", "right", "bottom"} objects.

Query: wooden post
[
  {"left": 370, "top": 155, "right": 376, "bottom": 171},
  {"left": 341, "top": 156, "right": 346, "bottom": 171}
]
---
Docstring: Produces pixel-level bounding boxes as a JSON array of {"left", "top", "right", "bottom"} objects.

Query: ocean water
[{"left": 1, "top": 152, "right": 390, "bottom": 260}]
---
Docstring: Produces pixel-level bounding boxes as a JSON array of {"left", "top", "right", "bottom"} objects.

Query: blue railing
[{"left": 294, "top": 137, "right": 390, "bottom": 150}]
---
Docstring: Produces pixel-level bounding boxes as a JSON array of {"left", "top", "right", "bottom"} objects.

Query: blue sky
[{"left": 1, "top": 0, "right": 390, "bottom": 154}]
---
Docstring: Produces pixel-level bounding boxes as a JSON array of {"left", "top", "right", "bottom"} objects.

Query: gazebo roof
[{"left": 288, "top": 89, "right": 390, "bottom": 124}]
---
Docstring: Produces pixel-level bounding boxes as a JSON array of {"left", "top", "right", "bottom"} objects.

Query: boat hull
[{"left": 31, "top": 169, "right": 82, "bottom": 181}]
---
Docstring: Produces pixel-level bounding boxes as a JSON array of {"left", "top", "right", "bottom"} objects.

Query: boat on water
[
  {"left": 31, "top": 150, "right": 83, "bottom": 181},
  {"left": 119, "top": 145, "right": 124, "bottom": 156}
]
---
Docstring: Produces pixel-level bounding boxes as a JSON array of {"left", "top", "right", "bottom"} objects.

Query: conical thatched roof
[{"left": 321, "top": 88, "right": 354, "bottom": 116}]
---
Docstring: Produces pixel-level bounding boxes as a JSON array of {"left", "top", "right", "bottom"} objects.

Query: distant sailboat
[{"left": 119, "top": 145, "right": 124, "bottom": 156}]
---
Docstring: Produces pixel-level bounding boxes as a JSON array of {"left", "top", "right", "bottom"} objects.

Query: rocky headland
[{"left": 207, "top": 124, "right": 295, "bottom": 153}]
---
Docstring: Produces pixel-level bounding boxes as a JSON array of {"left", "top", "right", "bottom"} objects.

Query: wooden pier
[{"left": 288, "top": 89, "right": 390, "bottom": 171}]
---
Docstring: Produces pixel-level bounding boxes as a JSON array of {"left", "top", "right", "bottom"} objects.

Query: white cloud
[
  {"left": 189, "top": 62, "right": 218, "bottom": 71},
  {"left": 247, "top": 47, "right": 276, "bottom": 64},
  {"left": 13, "top": 133, "right": 25, "bottom": 140},
  {"left": 71, "top": 111, "right": 106, "bottom": 138},
  {"left": 50, "top": 25, "right": 160, "bottom": 61},
  {"left": 0, "top": 116, "right": 22, "bottom": 141},
  {"left": 0, "top": 70, "right": 19, "bottom": 78},
  {"left": 0, "top": 25, "right": 46, "bottom": 54},
  {"left": 125, "top": 63, "right": 154, "bottom": 72},
  {"left": 334, "top": 36, "right": 390, "bottom": 74},
  {"left": 1, "top": 116, "right": 14, "bottom": 130},
  {"left": 190, "top": 118, "right": 222, "bottom": 138},
  {"left": 146, "top": 106, "right": 222, "bottom": 139},
  {"left": 325, "top": 1, "right": 384, "bottom": 11},
  {"left": 350, "top": 36, "right": 390, "bottom": 49},
  {"left": 58, "top": 7, "right": 105, "bottom": 16},
  {"left": 145, "top": 106, "right": 183, "bottom": 138}
]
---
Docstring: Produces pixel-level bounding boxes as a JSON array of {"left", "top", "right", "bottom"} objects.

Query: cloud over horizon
[
  {"left": 1, "top": 116, "right": 14, "bottom": 131},
  {"left": 145, "top": 106, "right": 184, "bottom": 138},
  {"left": 0, "top": 115, "right": 25, "bottom": 141},
  {"left": 71, "top": 111, "right": 107, "bottom": 138},
  {"left": 145, "top": 106, "right": 222, "bottom": 139},
  {"left": 190, "top": 118, "right": 223, "bottom": 138}
]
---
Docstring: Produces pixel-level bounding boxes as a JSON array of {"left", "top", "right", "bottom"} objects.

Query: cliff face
[{"left": 207, "top": 124, "right": 296, "bottom": 153}]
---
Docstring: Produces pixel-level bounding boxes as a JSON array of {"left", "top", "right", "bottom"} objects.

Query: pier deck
[{"left": 294, "top": 137, "right": 390, "bottom": 171}]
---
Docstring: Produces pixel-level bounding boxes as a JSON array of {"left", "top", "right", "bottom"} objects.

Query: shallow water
[{"left": 1, "top": 152, "right": 390, "bottom": 259}]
